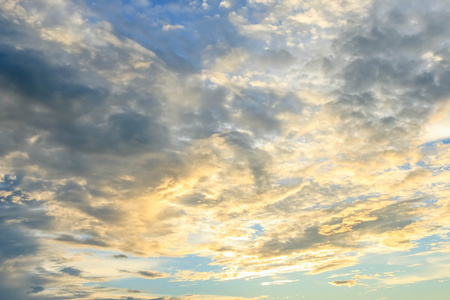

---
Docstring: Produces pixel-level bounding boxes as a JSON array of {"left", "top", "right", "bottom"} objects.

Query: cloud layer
[{"left": 0, "top": 0, "right": 449, "bottom": 299}]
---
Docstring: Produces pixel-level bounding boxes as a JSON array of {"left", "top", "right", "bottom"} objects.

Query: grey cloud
[
  {"left": 256, "top": 193, "right": 432, "bottom": 261},
  {"left": 330, "top": 279, "right": 356, "bottom": 287},
  {"left": 232, "top": 92, "right": 282, "bottom": 137},
  {"left": 0, "top": 178, "right": 51, "bottom": 261},
  {"left": 0, "top": 174, "right": 22, "bottom": 191},
  {"left": 54, "top": 180, "right": 126, "bottom": 224},
  {"left": 0, "top": 198, "right": 54, "bottom": 230},
  {"left": 106, "top": 112, "right": 169, "bottom": 151},
  {"left": 179, "top": 193, "right": 208, "bottom": 207},
  {"left": 27, "top": 285, "right": 45, "bottom": 294},
  {"left": 0, "top": 15, "right": 170, "bottom": 184},
  {"left": 257, "top": 49, "right": 297, "bottom": 69},
  {"left": 112, "top": 254, "right": 129, "bottom": 259},
  {"left": 93, "top": 298, "right": 143, "bottom": 300},
  {"left": 55, "top": 181, "right": 91, "bottom": 205},
  {"left": 149, "top": 297, "right": 184, "bottom": 300},
  {"left": 0, "top": 176, "right": 53, "bottom": 231},
  {"left": 0, "top": 45, "right": 105, "bottom": 114},
  {"left": 0, "top": 224, "right": 38, "bottom": 260},
  {"left": 55, "top": 234, "right": 109, "bottom": 248},
  {"left": 137, "top": 270, "right": 170, "bottom": 279},
  {"left": 175, "top": 86, "right": 231, "bottom": 141},
  {"left": 326, "top": 0, "right": 450, "bottom": 150},
  {"left": 258, "top": 224, "right": 354, "bottom": 258},
  {"left": 0, "top": 272, "right": 49, "bottom": 300},
  {"left": 45, "top": 111, "right": 169, "bottom": 155},
  {"left": 119, "top": 269, "right": 170, "bottom": 279},
  {"left": 61, "top": 267, "right": 83, "bottom": 277},
  {"left": 220, "top": 131, "right": 273, "bottom": 193},
  {"left": 0, "top": 176, "right": 55, "bottom": 300},
  {"left": 156, "top": 206, "right": 186, "bottom": 220},
  {"left": 0, "top": 256, "right": 52, "bottom": 300}
]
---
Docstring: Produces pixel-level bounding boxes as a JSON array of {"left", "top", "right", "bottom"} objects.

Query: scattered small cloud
[
  {"left": 260, "top": 279, "right": 299, "bottom": 286},
  {"left": 330, "top": 280, "right": 357, "bottom": 287}
]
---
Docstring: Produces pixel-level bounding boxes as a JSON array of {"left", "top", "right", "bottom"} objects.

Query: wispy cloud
[{"left": 260, "top": 279, "right": 299, "bottom": 286}]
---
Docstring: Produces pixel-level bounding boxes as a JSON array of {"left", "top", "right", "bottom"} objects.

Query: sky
[{"left": 0, "top": 0, "right": 450, "bottom": 299}]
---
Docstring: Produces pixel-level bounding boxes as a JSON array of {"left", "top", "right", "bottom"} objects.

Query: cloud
[
  {"left": 55, "top": 234, "right": 110, "bottom": 248},
  {"left": 27, "top": 285, "right": 45, "bottom": 294},
  {"left": 330, "top": 280, "right": 357, "bottom": 287},
  {"left": 61, "top": 267, "right": 83, "bottom": 277},
  {"left": 137, "top": 271, "right": 170, "bottom": 279},
  {"left": 162, "top": 24, "right": 184, "bottom": 31},
  {"left": 259, "top": 279, "right": 299, "bottom": 286},
  {"left": 0, "top": 0, "right": 449, "bottom": 298},
  {"left": 173, "top": 270, "right": 214, "bottom": 282},
  {"left": 119, "top": 269, "right": 170, "bottom": 279}
]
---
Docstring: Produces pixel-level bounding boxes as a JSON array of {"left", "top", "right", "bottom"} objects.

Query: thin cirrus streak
[{"left": 0, "top": 0, "right": 449, "bottom": 299}]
